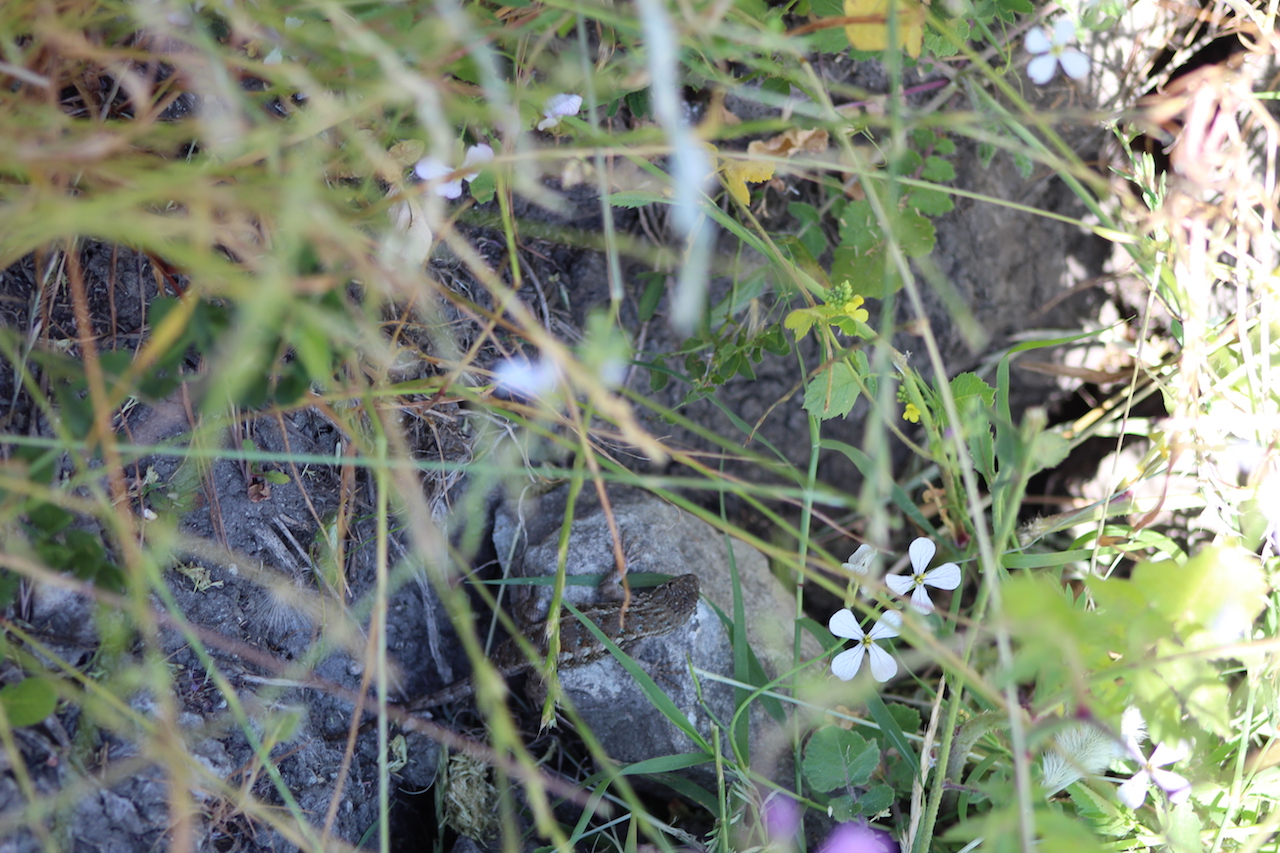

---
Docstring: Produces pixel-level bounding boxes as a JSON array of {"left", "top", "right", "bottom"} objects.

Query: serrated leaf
[
  {"left": 886, "top": 702, "right": 922, "bottom": 738},
  {"left": 923, "top": 17, "right": 969, "bottom": 56},
  {"left": 784, "top": 309, "right": 819, "bottom": 341},
  {"left": 838, "top": 200, "right": 881, "bottom": 252},
  {"left": 1068, "top": 783, "right": 1132, "bottom": 837},
  {"left": 804, "top": 0, "right": 850, "bottom": 52},
  {"left": 895, "top": 209, "right": 935, "bottom": 256},
  {"left": 951, "top": 373, "right": 995, "bottom": 409},
  {"left": 0, "top": 678, "right": 57, "bottom": 727},
  {"left": 831, "top": 246, "right": 895, "bottom": 298},
  {"left": 907, "top": 188, "right": 953, "bottom": 215},
  {"left": 803, "top": 727, "right": 880, "bottom": 791},
  {"left": 977, "top": 141, "right": 997, "bottom": 169},
  {"left": 921, "top": 155, "right": 955, "bottom": 182},
  {"left": 803, "top": 361, "right": 862, "bottom": 420}
]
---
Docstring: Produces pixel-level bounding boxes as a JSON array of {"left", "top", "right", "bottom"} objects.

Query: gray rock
[{"left": 492, "top": 485, "right": 812, "bottom": 783}]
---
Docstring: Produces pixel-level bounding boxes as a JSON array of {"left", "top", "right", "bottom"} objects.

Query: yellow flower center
[{"left": 902, "top": 403, "right": 921, "bottom": 423}]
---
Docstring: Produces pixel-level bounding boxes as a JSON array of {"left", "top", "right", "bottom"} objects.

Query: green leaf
[
  {"left": 0, "top": 677, "right": 57, "bottom": 727},
  {"left": 1131, "top": 547, "right": 1267, "bottom": 636},
  {"left": 804, "top": 0, "right": 848, "bottom": 53},
  {"left": 831, "top": 245, "right": 894, "bottom": 298},
  {"left": 923, "top": 17, "right": 969, "bottom": 57},
  {"left": 468, "top": 170, "right": 495, "bottom": 204},
  {"left": 789, "top": 201, "right": 827, "bottom": 257},
  {"left": 855, "top": 784, "right": 895, "bottom": 816},
  {"left": 977, "top": 141, "right": 997, "bottom": 169},
  {"left": 921, "top": 155, "right": 955, "bottom": 182},
  {"left": 895, "top": 208, "right": 936, "bottom": 257},
  {"left": 625, "top": 89, "right": 650, "bottom": 119},
  {"left": 1029, "top": 431, "right": 1070, "bottom": 475},
  {"left": 951, "top": 373, "right": 996, "bottom": 410},
  {"left": 784, "top": 308, "right": 819, "bottom": 341},
  {"left": 803, "top": 361, "right": 862, "bottom": 420},
  {"left": 25, "top": 502, "right": 74, "bottom": 535},
  {"left": 886, "top": 702, "right": 922, "bottom": 741},
  {"left": 802, "top": 727, "right": 880, "bottom": 792},
  {"left": 907, "top": 187, "right": 953, "bottom": 215},
  {"left": 637, "top": 272, "right": 666, "bottom": 322},
  {"left": 838, "top": 200, "right": 881, "bottom": 252},
  {"left": 1068, "top": 782, "right": 1133, "bottom": 838},
  {"left": 866, "top": 692, "right": 919, "bottom": 776},
  {"left": 829, "top": 794, "right": 858, "bottom": 822},
  {"left": 606, "top": 190, "right": 666, "bottom": 208}
]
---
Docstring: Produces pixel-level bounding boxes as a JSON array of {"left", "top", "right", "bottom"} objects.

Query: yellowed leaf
[
  {"left": 721, "top": 159, "right": 775, "bottom": 205},
  {"left": 747, "top": 128, "right": 829, "bottom": 159},
  {"left": 843, "top": 0, "right": 925, "bottom": 58},
  {"left": 387, "top": 139, "right": 425, "bottom": 168}
]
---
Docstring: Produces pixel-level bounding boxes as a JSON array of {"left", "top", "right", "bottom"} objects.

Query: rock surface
[{"left": 491, "top": 485, "right": 815, "bottom": 782}]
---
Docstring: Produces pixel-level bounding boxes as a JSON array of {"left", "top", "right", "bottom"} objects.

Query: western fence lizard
[{"left": 405, "top": 573, "right": 701, "bottom": 712}]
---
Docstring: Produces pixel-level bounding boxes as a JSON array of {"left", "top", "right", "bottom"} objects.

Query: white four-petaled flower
[
  {"left": 829, "top": 609, "right": 901, "bottom": 682},
  {"left": 842, "top": 544, "right": 876, "bottom": 578},
  {"left": 1025, "top": 19, "right": 1090, "bottom": 85},
  {"left": 886, "top": 538, "right": 961, "bottom": 614}
]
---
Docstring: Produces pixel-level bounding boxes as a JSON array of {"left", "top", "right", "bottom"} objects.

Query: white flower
[
  {"left": 1120, "top": 706, "right": 1147, "bottom": 752},
  {"left": 413, "top": 144, "right": 494, "bottom": 198},
  {"left": 842, "top": 544, "right": 877, "bottom": 578},
  {"left": 494, "top": 357, "right": 558, "bottom": 398},
  {"left": 461, "top": 143, "right": 494, "bottom": 181},
  {"left": 537, "top": 93, "right": 583, "bottom": 130},
  {"left": 413, "top": 157, "right": 463, "bottom": 199},
  {"left": 885, "top": 538, "right": 961, "bottom": 614},
  {"left": 828, "top": 609, "right": 901, "bottom": 682},
  {"left": 1025, "top": 19, "right": 1090, "bottom": 85},
  {"left": 1118, "top": 740, "right": 1192, "bottom": 809}
]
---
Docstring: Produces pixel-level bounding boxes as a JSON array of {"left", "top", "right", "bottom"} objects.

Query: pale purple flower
[
  {"left": 537, "top": 93, "right": 583, "bottom": 130},
  {"left": 413, "top": 144, "right": 493, "bottom": 198},
  {"left": 1025, "top": 19, "right": 1090, "bottom": 85},
  {"left": 829, "top": 609, "right": 900, "bottom": 682},
  {"left": 1118, "top": 740, "right": 1191, "bottom": 809},
  {"left": 817, "top": 822, "right": 899, "bottom": 853},
  {"left": 763, "top": 795, "right": 801, "bottom": 844},
  {"left": 413, "top": 157, "right": 463, "bottom": 199},
  {"left": 885, "top": 538, "right": 961, "bottom": 614}
]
